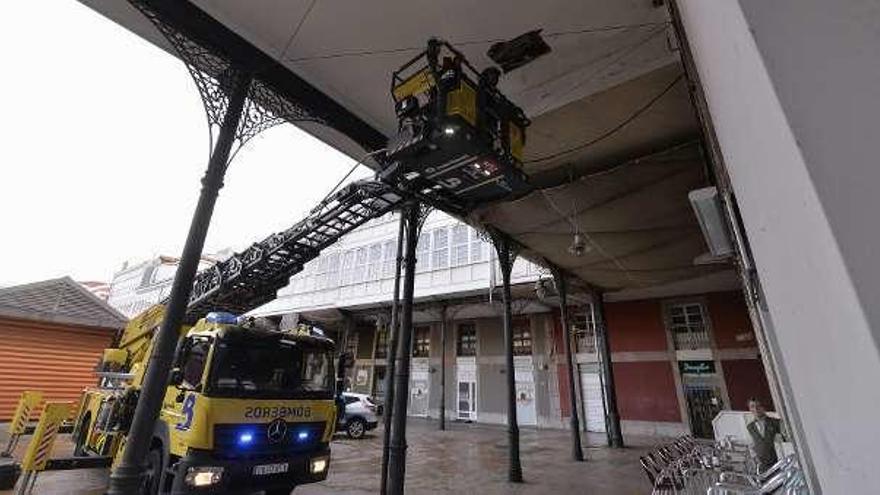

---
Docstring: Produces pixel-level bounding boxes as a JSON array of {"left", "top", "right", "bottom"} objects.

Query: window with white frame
[
  {"left": 368, "top": 243, "right": 383, "bottom": 280},
  {"left": 457, "top": 323, "right": 477, "bottom": 356},
  {"left": 470, "top": 227, "right": 485, "bottom": 262},
  {"left": 432, "top": 228, "right": 449, "bottom": 269},
  {"left": 512, "top": 317, "right": 532, "bottom": 356},
  {"left": 315, "top": 256, "right": 328, "bottom": 290},
  {"left": 339, "top": 250, "right": 354, "bottom": 286},
  {"left": 573, "top": 304, "right": 597, "bottom": 353},
  {"left": 666, "top": 302, "right": 711, "bottom": 350},
  {"left": 382, "top": 239, "right": 396, "bottom": 278},
  {"left": 451, "top": 224, "right": 469, "bottom": 266},
  {"left": 413, "top": 326, "right": 431, "bottom": 357},
  {"left": 416, "top": 233, "right": 431, "bottom": 272},
  {"left": 326, "top": 252, "right": 339, "bottom": 288},
  {"left": 302, "top": 261, "right": 315, "bottom": 292},
  {"left": 354, "top": 247, "right": 368, "bottom": 283}
]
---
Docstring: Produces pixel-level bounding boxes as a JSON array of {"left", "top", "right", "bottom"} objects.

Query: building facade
[
  {"left": 257, "top": 211, "right": 773, "bottom": 439},
  {"left": 107, "top": 252, "right": 229, "bottom": 318}
]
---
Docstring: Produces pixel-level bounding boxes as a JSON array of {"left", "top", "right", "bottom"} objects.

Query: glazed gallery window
[
  {"left": 457, "top": 323, "right": 477, "bottom": 356},
  {"left": 382, "top": 239, "right": 396, "bottom": 278},
  {"left": 416, "top": 233, "right": 431, "bottom": 273},
  {"left": 368, "top": 243, "right": 383, "bottom": 281},
  {"left": 432, "top": 228, "right": 449, "bottom": 269},
  {"left": 452, "top": 224, "right": 469, "bottom": 267},
  {"left": 470, "top": 227, "right": 485, "bottom": 262},
  {"left": 412, "top": 326, "right": 431, "bottom": 357}
]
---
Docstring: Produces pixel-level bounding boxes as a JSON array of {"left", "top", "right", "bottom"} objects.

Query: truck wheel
[
  {"left": 141, "top": 447, "right": 163, "bottom": 495},
  {"left": 346, "top": 418, "right": 366, "bottom": 439}
]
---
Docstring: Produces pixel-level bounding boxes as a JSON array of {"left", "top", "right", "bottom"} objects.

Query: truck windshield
[{"left": 207, "top": 337, "right": 334, "bottom": 400}]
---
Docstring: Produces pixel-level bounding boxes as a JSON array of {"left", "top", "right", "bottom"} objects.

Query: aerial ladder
[
  {"left": 3, "top": 37, "right": 530, "bottom": 495},
  {"left": 1, "top": 179, "right": 403, "bottom": 495}
]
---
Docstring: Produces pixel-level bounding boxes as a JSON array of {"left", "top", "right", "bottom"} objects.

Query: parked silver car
[{"left": 338, "top": 392, "right": 379, "bottom": 439}]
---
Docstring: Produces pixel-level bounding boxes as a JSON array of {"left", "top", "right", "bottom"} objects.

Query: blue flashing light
[
  {"left": 206, "top": 312, "right": 240, "bottom": 325},
  {"left": 238, "top": 432, "right": 254, "bottom": 446},
  {"left": 296, "top": 431, "right": 310, "bottom": 442}
]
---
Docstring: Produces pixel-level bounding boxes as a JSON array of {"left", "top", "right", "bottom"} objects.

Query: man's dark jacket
[{"left": 747, "top": 417, "right": 782, "bottom": 471}]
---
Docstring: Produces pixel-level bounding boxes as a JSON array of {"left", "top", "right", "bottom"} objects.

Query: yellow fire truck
[
  {"left": 5, "top": 34, "right": 528, "bottom": 494},
  {"left": 71, "top": 305, "right": 339, "bottom": 494}
]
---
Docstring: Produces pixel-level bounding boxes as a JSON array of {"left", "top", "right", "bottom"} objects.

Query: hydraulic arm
[{"left": 182, "top": 180, "right": 403, "bottom": 322}]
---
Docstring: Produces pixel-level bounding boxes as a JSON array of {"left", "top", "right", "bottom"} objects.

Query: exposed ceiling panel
[
  {"left": 79, "top": 0, "right": 723, "bottom": 292},
  {"left": 476, "top": 142, "right": 724, "bottom": 290},
  {"left": 524, "top": 63, "right": 698, "bottom": 183},
  {"left": 189, "top": 0, "right": 673, "bottom": 134}
]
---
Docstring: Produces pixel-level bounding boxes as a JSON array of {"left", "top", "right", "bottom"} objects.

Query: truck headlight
[
  {"left": 185, "top": 466, "right": 224, "bottom": 487},
  {"left": 310, "top": 456, "right": 329, "bottom": 474}
]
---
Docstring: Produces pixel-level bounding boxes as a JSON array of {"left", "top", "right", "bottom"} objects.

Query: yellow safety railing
[
  {"left": 2, "top": 391, "right": 42, "bottom": 457},
  {"left": 15, "top": 402, "right": 73, "bottom": 495}
]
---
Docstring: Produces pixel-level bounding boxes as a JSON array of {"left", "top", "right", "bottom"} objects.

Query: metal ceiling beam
[{"left": 137, "top": 0, "right": 388, "bottom": 159}]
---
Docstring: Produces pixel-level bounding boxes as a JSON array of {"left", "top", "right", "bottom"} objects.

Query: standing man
[{"left": 746, "top": 398, "right": 783, "bottom": 472}]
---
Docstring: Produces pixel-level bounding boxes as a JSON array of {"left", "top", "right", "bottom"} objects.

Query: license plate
[{"left": 253, "top": 463, "right": 289, "bottom": 476}]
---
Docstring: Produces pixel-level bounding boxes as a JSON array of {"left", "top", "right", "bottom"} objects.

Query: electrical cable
[
  {"left": 279, "top": 0, "right": 319, "bottom": 61},
  {"left": 310, "top": 148, "right": 387, "bottom": 214},
  {"left": 286, "top": 21, "right": 669, "bottom": 63},
  {"left": 525, "top": 73, "right": 684, "bottom": 164},
  {"left": 541, "top": 188, "right": 641, "bottom": 286}
]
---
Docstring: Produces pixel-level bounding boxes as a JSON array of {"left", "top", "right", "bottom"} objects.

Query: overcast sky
[{"left": 0, "top": 1, "right": 372, "bottom": 286}]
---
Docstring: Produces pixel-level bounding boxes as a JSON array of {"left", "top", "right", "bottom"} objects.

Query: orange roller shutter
[{"left": 0, "top": 318, "right": 115, "bottom": 420}]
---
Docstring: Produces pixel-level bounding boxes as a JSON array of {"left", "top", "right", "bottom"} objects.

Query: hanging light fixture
[{"left": 568, "top": 232, "right": 589, "bottom": 257}]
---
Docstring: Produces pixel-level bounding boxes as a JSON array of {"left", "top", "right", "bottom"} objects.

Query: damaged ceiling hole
[{"left": 488, "top": 29, "right": 552, "bottom": 73}]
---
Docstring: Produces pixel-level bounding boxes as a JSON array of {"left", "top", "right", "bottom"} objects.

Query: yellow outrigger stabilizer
[
  {"left": 1, "top": 391, "right": 42, "bottom": 458},
  {"left": 1, "top": 392, "right": 113, "bottom": 494}
]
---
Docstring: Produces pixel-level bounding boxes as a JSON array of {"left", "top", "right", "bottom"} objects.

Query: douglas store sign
[{"left": 679, "top": 360, "right": 716, "bottom": 375}]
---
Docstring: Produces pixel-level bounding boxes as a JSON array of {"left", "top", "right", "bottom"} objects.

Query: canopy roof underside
[{"left": 80, "top": 0, "right": 730, "bottom": 292}]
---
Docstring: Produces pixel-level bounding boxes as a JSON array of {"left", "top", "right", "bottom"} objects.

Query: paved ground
[{"left": 1, "top": 419, "right": 656, "bottom": 494}]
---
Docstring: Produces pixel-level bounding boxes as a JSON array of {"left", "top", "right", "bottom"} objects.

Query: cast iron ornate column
[
  {"left": 109, "top": 3, "right": 329, "bottom": 492},
  {"left": 552, "top": 268, "right": 585, "bottom": 461},
  {"left": 107, "top": 70, "right": 252, "bottom": 495},
  {"left": 387, "top": 202, "right": 429, "bottom": 495},
  {"left": 380, "top": 211, "right": 405, "bottom": 495},
  {"left": 491, "top": 232, "right": 524, "bottom": 483},
  {"left": 593, "top": 291, "right": 624, "bottom": 448}
]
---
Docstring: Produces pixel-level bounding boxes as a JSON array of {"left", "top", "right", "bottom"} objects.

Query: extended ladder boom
[{"left": 180, "top": 179, "right": 403, "bottom": 323}]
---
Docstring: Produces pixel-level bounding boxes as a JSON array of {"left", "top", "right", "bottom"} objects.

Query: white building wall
[
  {"left": 107, "top": 259, "right": 173, "bottom": 318},
  {"left": 267, "top": 211, "right": 543, "bottom": 313},
  {"left": 678, "top": 1, "right": 880, "bottom": 492},
  {"left": 107, "top": 255, "right": 225, "bottom": 318}
]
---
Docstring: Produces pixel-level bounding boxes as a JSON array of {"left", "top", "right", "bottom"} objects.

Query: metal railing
[{"left": 672, "top": 329, "right": 711, "bottom": 350}]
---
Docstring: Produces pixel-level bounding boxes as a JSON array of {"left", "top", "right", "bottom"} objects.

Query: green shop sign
[{"left": 679, "top": 360, "right": 716, "bottom": 375}]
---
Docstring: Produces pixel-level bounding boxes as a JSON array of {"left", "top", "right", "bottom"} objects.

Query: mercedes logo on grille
[{"left": 266, "top": 418, "right": 288, "bottom": 444}]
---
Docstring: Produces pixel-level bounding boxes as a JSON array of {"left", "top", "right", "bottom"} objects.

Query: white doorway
[
  {"left": 514, "top": 356, "right": 537, "bottom": 426},
  {"left": 456, "top": 357, "right": 477, "bottom": 421},
  {"left": 457, "top": 381, "right": 476, "bottom": 420},
  {"left": 409, "top": 359, "right": 430, "bottom": 417},
  {"left": 579, "top": 368, "right": 606, "bottom": 433}
]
